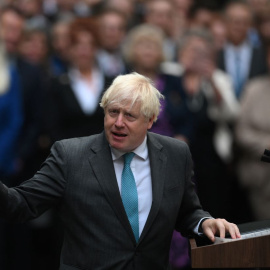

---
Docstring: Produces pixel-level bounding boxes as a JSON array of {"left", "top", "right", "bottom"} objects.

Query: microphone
[{"left": 261, "top": 149, "right": 270, "bottom": 163}]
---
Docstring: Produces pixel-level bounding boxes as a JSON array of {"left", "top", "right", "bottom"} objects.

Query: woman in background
[
  {"left": 47, "top": 17, "right": 112, "bottom": 142},
  {"left": 123, "top": 23, "right": 182, "bottom": 137},
  {"left": 167, "top": 28, "right": 239, "bottom": 220}
]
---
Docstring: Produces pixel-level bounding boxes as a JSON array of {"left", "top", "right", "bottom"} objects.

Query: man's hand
[{"left": 201, "top": 218, "right": 241, "bottom": 242}]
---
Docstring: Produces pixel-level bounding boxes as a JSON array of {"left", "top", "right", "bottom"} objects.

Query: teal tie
[{"left": 121, "top": 152, "right": 139, "bottom": 242}]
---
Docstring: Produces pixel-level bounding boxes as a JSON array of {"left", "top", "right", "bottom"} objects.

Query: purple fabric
[
  {"left": 169, "top": 231, "right": 191, "bottom": 269},
  {"left": 150, "top": 76, "right": 173, "bottom": 136}
]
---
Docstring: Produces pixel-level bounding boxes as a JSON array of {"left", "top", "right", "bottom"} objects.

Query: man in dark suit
[
  {"left": 216, "top": 0, "right": 268, "bottom": 99},
  {"left": 0, "top": 73, "right": 240, "bottom": 270}
]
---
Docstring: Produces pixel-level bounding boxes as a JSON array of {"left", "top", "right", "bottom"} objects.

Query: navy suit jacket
[{"left": 0, "top": 132, "right": 210, "bottom": 270}]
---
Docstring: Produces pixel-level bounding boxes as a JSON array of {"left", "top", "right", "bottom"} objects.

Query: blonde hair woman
[{"left": 122, "top": 24, "right": 182, "bottom": 137}]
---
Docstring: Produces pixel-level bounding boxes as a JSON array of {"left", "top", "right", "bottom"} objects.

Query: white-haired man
[{"left": 0, "top": 72, "right": 240, "bottom": 270}]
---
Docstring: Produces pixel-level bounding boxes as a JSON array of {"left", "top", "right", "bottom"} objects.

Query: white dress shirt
[{"left": 111, "top": 137, "right": 152, "bottom": 236}]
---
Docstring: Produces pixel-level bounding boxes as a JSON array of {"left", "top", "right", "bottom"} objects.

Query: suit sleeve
[
  {"left": 175, "top": 144, "right": 212, "bottom": 236},
  {"left": 0, "top": 141, "right": 67, "bottom": 222}
]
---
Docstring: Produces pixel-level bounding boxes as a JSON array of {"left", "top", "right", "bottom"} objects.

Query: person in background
[
  {"left": 209, "top": 12, "right": 227, "bottom": 51},
  {"left": 47, "top": 17, "right": 112, "bottom": 142},
  {"left": 216, "top": 0, "right": 268, "bottom": 99},
  {"left": 13, "top": 0, "right": 49, "bottom": 30},
  {"left": 19, "top": 27, "right": 49, "bottom": 68},
  {"left": 0, "top": 41, "right": 22, "bottom": 182},
  {"left": 245, "top": 0, "right": 270, "bottom": 47},
  {"left": 167, "top": 28, "right": 239, "bottom": 221},
  {"left": 188, "top": 3, "right": 215, "bottom": 30},
  {"left": 49, "top": 18, "right": 72, "bottom": 76},
  {"left": 0, "top": 5, "right": 44, "bottom": 180},
  {"left": 254, "top": 5, "right": 270, "bottom": 47},
  {"left": 96, "top": 8, "right": 128, "bottom": 79},
  {"left": 144, "top": 0, "right": 176, "bottom": 61},
  {"left": 104, "top": 0, "right": 136, "bottom": 29},
  {"left": 234, "top": 43, "right": 270, "bottom": 221},
  {"left": 171, "top": 0, "right": 194, "bottom": 39}
]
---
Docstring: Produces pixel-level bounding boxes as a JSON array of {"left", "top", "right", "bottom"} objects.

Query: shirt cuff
[{"left": 194, "top": 217, "right": 213, "bottom": 235}]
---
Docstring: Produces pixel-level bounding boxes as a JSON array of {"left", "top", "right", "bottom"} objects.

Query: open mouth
[{"left": 112, "top": 132, "right": 127, "bottom": 137}]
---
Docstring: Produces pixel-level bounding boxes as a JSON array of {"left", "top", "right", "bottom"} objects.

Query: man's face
[
  {"left": 225, "top": 5, "right": 251, "bottom": 45},
  {"left": 104, "top": 100, "right": 154, "bottom": 152},
  {"left": 145, "top": 1, "right": 173, "bottom": 36},
  {"left": 0, "top": 11, "right": 24, "bottom": 55},
  {"left": 99, "top": 13, "right": 126, "bottom": 52}
]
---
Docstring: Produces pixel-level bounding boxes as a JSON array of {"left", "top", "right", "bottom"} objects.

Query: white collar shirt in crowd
[
  {"left": 224, "top": 41, "right": 252, "bottom": 96},
  {"left": 69, "top": 67, "right": 104, "bottom": 115}
]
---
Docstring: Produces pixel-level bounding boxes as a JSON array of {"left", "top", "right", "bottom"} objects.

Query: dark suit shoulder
[
  {"left": 148, "top": 132, "right": 189, "bottom": 152},
  {"left": 56, "top": 134, "right": 101, "bottom": 151}
]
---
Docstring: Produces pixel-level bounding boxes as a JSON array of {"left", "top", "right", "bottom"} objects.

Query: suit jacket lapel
[
  {"left": 88, "top": 133, "right": 137, "bottom": 242},
  {"left": 139, "top": 133, "right": 167, "bottom": 243}
]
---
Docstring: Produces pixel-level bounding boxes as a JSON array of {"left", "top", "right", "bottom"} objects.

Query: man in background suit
[
  {"left": 216, "top": 0, "right": 267, "bottom": 99},
  {"left": 0, "top": 73, "right": 240, "bottom": 270}
]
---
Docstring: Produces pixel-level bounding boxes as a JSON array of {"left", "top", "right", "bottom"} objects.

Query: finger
[
  {"left": 228, "top": 223, "right": 241, "bottom": 239},
  {"left": 215, "top": 219, "right": 226, "bottom": 238},
  {"left": 204, "top": 227, "right": 215, "bottom": 242}
]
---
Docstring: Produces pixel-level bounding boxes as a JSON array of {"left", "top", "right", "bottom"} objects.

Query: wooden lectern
[{"left": 190, "top": 220, "right": 270, "bottom": 268}]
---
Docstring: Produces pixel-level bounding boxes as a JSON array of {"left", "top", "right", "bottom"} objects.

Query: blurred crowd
[{"left": 1, "top": 0, "right": 270, "bottom": 269}]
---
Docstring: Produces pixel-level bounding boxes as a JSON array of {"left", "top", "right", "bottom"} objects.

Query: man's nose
[{"left": 115, "top": 114, "right": 125, "bottom": 127}]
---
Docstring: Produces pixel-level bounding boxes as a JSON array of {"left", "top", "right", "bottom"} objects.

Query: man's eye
[
  {"left": 109, "top": 110, "right": 118, "bottom": 116},
  {"left": 125, "top": 113, "right": 136, "bottom": 121}
]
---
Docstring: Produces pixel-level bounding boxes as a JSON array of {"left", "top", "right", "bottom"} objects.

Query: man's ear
[{"left": 147, "top": 115, "right": 155, "bottom": 130}]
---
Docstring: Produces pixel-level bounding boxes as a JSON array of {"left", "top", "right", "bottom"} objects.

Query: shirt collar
[
  {"left": 226, "top": 40, "right": 250, "bottom": 52},
  {"left": 111, "top": 136, "right": 148, "bottom": 161}
]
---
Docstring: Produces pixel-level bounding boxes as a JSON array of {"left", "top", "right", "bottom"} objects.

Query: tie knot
[{"left": 123, "top": 152, "right": 135, "bottom": 165}]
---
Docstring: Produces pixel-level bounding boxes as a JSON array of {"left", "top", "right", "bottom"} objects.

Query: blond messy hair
[{"left": 100, "top": 72, "right": 164, "bottom": 122}]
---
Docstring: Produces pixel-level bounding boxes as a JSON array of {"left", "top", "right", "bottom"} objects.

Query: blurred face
[
  {"left": 173, "top": 0, "right": 193, "bottom": 16},
  {"left": 52, "top": 23, "right": 71, "bottom": 60},
  {"left": 70, "top": 31, "right": 96, "bottom": 70},
  {"left": 106, "top": 0, "right": 134, "bottom": 15},
  {"left": 104, "top": 100, "right": 154, "bottom": 152},
  {"left": 19, "top": 32, "right": 48, "bottom": 64},
  {"left": 210, "top": 19, "right": 227, "bottom": 50},
  {"left": 0, "top": 11, "right": 24, "bottom": 54},
  {"left": 99, "top": 13, "right": 126, "bottom": 51},
  {"left": 191, "top": 9, "right": 213, "bottom": 29},
  {"left": 132, "top": 39, "right": 162, "bottom": 71},
  {"left": 258, "top": 16, "right": 270, "bottom": 44},
  {"left": 225, "top": 4, "right": 252, "bottom": 45},
  {"left": 247, "top": 0, "right": 268, "bottom": 14},
  {"left": 179, "top": 37, "right": 213, "bottom": 72},
  {"left": 145, "top": 1, "right": 173, "bottom": 36},
  {"left": 16, "top": 0, "right": 41, "bottom": 17}
]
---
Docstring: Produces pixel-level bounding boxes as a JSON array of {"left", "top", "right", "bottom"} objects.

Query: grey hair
[{"left": 122, "top": 23, "right": 165, "bottom": 65}]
